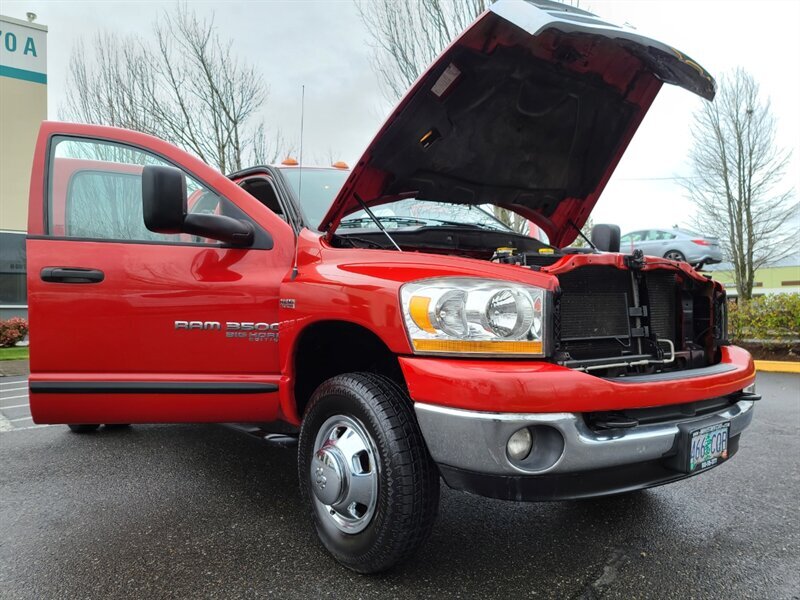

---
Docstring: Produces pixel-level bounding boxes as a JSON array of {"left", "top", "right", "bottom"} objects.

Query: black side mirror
[
  {"left": 142, "top": 165, "right": 254, "bottom": 247},
  {"left": 143, "top": 165, "right": 187, "bottom": 233},
  {"left": 590, "top": 224, "right": 621, "bottom": 253}
]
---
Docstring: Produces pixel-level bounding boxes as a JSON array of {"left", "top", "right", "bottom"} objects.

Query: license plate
[{"left": 688, "top": 422, "right": 730, "bottom": 472}]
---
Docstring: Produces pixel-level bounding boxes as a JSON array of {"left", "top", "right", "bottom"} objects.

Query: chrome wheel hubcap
[{"left": 310, "top": 415, "right": 379, "bottom": 534}]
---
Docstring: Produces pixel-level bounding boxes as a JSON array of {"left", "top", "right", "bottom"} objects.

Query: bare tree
[
  {"left": 685, "top": 68, "right": 797, "bottom": 300},
  {"left": 355, "top": 0, "right": 489, "bottom": 102},
  {"left": 60, "top": 5, "right": 282, "bottom": 173},
  {"left": 491, "top": 207, "right": 528, "bottom": 234}
]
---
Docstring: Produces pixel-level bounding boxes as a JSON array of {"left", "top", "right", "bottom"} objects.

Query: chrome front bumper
[{"left": 414, "top": 399, "right": 755, "bottom": 477}]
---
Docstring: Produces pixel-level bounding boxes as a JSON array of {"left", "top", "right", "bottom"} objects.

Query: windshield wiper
[
  {"left": 339, "top": 216, "right": 427, "bottom": 228},
  {"left": 418, "top": 219, "right": 503, "bottom": 230}
]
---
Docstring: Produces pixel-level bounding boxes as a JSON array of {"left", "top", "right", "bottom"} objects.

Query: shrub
[
  {"left": 729, "top": 294, "right": 800, "bottom": 341},
  {"left": 0, "top": 317, "right": 29, "bottom": 348}
]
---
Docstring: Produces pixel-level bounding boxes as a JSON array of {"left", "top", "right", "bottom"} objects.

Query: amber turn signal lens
[
  {"left": 411, "top": 339, "right": 543, "bottom": 355},
  {"left": 408, "top": 296, "right": 435, "bottom": 333},
  {"left": 281, "top": 157, "right": 298, "bottom": 166}
]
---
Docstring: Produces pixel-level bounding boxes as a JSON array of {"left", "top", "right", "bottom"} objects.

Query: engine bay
[{"left": 331, "top": 226, "right": 570, "bottom": 264}]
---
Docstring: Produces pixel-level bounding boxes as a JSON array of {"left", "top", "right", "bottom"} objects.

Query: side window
[
  {"left": 652, "top": 230, "right": 675, "bottom": 241},
  {"left": 49, "top": 136, "right": 233, "bottom": 245},
  {"left": 629, "top": 231, "right": 645, "bottom": 242},
  {"left": 620, "top": 234, "right": 631, "bottom": 244},
  {"left": 239, "top": 177, "right": 285, "bottom": 220}
]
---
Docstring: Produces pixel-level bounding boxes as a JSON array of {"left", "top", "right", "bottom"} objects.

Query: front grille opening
[{"left": 553, "top": 265, "right": 720, "bottom": 375}]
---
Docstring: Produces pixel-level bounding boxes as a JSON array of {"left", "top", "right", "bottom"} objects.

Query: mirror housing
[
  {"left": 142, "top": 165, "right": 254, "bottom": 247},
  {"left": 590, "top": 224, "right": 621, "bottom": 253},
  {"left": 143, "top": 165, "right": 187, "bottom": 233}
]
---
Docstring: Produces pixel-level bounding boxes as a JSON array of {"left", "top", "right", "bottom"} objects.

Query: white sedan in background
[{"left": 620, "top": 228, "right": 723, "bottom": 269}]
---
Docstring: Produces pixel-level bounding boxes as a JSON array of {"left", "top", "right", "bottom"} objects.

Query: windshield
[
  {"left": 339, "top": 199, "right": 511, "bottom": 232},
  {"left": 279, "top": 167, "right": 512, "bottom": 233}
]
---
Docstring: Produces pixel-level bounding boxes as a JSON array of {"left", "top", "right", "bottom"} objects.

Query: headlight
[{"left": 400, "top": 277, "right": 549, "bottom": 356}]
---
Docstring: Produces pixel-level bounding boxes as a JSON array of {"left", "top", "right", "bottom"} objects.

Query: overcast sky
[{"left": 4, "top": 0, "right": 799, "bottom": 234}]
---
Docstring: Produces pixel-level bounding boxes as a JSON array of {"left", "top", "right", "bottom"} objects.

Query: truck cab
[{"left": 26, "top": 0, "right": 757, "bottom": 574}]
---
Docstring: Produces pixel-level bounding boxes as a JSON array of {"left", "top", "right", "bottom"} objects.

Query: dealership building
[{"left": 0, "top": 13, "right": 47, "bottom": 319}]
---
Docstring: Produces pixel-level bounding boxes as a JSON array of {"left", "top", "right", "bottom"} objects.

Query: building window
[{"left": 0, "top": 231, "right": 27, "bottom": 305}]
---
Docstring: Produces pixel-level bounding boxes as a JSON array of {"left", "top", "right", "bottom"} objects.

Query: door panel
[
  {"left": 28, "top": 240, "right": 285, "bottom": 375},
  {"left": 27, "top": 123, "right": 295, "bottom": 424}
]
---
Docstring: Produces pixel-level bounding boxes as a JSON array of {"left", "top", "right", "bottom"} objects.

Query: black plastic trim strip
[
  {"left": 605, "top": 362, "right": 738, "bottom": 384},
  {"left": 29, "top": 381, "right": 279, "bottom": 394}
]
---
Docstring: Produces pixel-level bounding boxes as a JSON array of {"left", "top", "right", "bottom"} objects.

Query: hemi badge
[{"left": 280, "top": 299, "right": 296, "bottom": 309}]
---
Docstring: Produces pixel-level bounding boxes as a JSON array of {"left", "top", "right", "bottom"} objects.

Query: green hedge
[{"left": 729, "top": 293, "right": 800, "bottom": 341}]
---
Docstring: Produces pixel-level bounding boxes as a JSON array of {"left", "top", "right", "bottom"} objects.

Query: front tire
[{"left": 298, "top": 373, "right": 439, "bottom": 573}]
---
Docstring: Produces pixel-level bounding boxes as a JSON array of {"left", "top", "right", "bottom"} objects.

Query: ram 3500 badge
[{"left": 174, "top": 320, "right": 279, "bottom": 342}]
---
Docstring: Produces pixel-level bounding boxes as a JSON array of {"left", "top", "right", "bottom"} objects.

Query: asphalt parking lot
[{"left": 1, "top": 373, "right": 798, "bottom": 599}]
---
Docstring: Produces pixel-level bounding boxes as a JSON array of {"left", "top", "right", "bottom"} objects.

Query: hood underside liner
[{"left": 370, "top": 44, "right": 636, "bottom": 227}]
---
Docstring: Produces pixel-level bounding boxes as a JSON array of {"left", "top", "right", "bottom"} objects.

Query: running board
[{"left": 224, "top": 423, "right": 298, "bottom": 447}]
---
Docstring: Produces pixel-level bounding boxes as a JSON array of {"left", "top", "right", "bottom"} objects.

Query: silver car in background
[{"left": 620, "top": 228, "right": 723, "bottom": 269}]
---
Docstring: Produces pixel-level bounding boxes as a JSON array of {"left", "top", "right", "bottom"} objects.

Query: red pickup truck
[{"left": 26, "top": 1, "right": 757, "bottom": 573}]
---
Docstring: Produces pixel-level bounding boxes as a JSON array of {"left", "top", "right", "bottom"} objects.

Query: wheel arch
[{"left": 290, "top": 320, "right": 405, "bottom": 420}]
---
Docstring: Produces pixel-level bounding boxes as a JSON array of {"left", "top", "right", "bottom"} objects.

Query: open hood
[{"left": 319, "top": 0, "right": 715, "bottom": 247}]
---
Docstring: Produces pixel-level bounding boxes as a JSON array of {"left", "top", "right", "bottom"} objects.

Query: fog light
[{"left": 507, "top": 428, "right": 533, "bottom": 461}]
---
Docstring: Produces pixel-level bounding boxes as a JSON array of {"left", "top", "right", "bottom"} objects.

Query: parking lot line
[
  {"left": 0, "top": 387, "right": 28, "bottom": 393},
  {"left": 9, "top": 416, "right": 33, "bottom": 422},
  {"left": 6, "top": 424, "right": 49, "bottom": 431},
  {"left": 2, "top": 403, "right": 30, "bottom": 410},
  {"left": 0, "top": 394, "right": 29, "bottom": 401}
]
